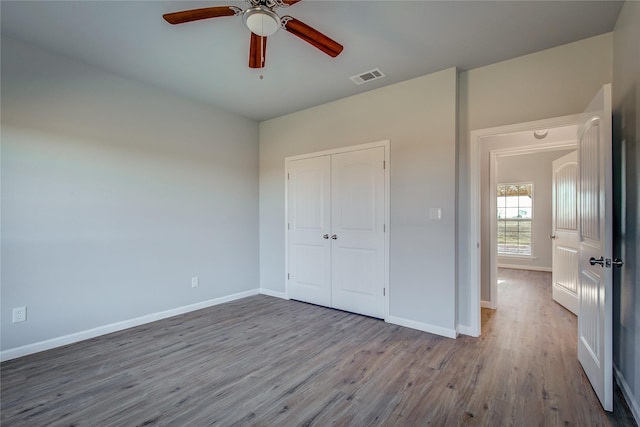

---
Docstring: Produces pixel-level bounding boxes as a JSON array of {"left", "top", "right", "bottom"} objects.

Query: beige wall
[
  {"left": 260, "top": 68, "right": 458, "bottom": 336},
  {"left": 458, "top": 33, "right": 613, "bottom": 327}
]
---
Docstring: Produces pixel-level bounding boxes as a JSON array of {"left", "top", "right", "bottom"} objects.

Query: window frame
[{"left": 496, "top": 182, "right": 534, "bottom": 257}]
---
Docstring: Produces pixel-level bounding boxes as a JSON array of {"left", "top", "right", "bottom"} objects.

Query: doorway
[
  {"left": 492, "top": 147, "right": 577, "bottom": 311},
  {"left": 468, "top": 115, "right": 579, "bottom": 336}
]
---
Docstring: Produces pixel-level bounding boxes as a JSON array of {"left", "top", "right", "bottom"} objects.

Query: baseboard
[
  {"left": 0, "top": 289, "right": 260, "bottom": 362},
  {"left": 457, "top": 324, "right": 479, "bottom": 337},
  {"left": 614, "top": 364, "right": 640, "bottom": 425},
  {"left": 387, "top": 315, "right": 457, "bottom": 339},
  {"left": 481, "top": 300, "right": 496, "bottom": 309},
  {"left": 497, "top": 264, "right": 552, "bottom": 272},
  {"left": 259, "top": 288, "right": 288, "bottom": 299}
]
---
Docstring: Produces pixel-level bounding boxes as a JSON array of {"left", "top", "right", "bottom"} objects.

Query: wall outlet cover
[{"left": 12, "top": 307, "right": 27, "bottom": 323}]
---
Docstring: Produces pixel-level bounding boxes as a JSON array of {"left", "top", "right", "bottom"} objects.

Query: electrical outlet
[
  {"left": 191, "top": 277, "right": 199, "bottom": 288},
  {"left": 12, "top": 307, "right": 27, "bottom": 323}
]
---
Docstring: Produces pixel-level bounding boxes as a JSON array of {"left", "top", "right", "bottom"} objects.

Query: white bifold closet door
[{"left": 287, "top": 147, "right": 385, "bottom": 319}]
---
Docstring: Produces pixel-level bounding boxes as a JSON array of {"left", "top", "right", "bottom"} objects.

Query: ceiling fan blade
[
  {"left": 281, "top": 16, "right": 343, "bottom": 58},
  {"left": 163, "top": 6, "right": 240, "bottom": 25},
  {"left": 249, "top": 32, "right": 267, "bottom": 68}
]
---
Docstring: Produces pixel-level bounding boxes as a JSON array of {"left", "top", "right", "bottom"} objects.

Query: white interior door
[
  {"left": 287, "top": 156, "right": 332, "bottom": 307},
  {"left": 551, "top": 151, "right": 579, "bottom": 315},
  {"left": 330, "top": 147, "right": 385, "bottom": 318},
  {"left": 577, "top": 84, "right": 613, "bottom": 411}
]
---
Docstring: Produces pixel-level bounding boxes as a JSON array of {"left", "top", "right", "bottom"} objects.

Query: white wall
[
  {"left": 612, "top": 0, "right": 640, "bottom": 422},
  {"left": 458, "top": 33, "right": 613, "bottom": 328},
  {"left": 496, "top": 149, "right": 575, "bottom": 271},
  {"left": 1, "top": 37, "right": 260, "bottom": 354},
  {"left": 260, "top": 68, "right": 458, "bottom": 336}
]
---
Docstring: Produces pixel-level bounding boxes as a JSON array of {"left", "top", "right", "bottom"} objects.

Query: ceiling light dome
[
  {"left": 533, "top": 129, "right": 549, "bottom": 139},
  {"left": 243, "top": 6, "right": 280, "bottom": 37}
]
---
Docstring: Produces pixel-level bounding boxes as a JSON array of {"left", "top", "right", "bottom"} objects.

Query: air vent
[{"left": 350, "top": 68, "right": 385, "bottom": 85}]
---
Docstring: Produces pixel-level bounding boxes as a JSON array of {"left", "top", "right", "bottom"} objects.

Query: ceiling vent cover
[{"left": 350, "top": 68, "right": 385, "bottom": 85}]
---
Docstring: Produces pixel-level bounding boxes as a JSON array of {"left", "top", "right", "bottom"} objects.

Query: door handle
[
  {"left": 549, "top": 234, "right": 557, "bottom": 239},
  {"left": 323, "top": 234, "right": 329, "bottom": 239},
  {"left": 589, "top": 256, "right": 605, "bottom": 267},
  {"left": 331, "top": 235, "right": 338, "bottom": 240},
  {"left": 612, "top": 258, "right": 624, "bottom": 267}
]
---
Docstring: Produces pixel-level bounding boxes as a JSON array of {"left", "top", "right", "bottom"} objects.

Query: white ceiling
[{"left": 0, "top": 1, "right": 623, "bottom": 122}]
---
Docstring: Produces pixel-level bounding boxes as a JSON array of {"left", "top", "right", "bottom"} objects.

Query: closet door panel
[
  {"left": 330, "top": 147, "right": 385, "bottom": 318},
  {"left": 287, "top": 156, "right": 332, "bottom": 307}
]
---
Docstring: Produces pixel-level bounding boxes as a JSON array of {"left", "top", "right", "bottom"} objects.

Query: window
[{"left": 497, "top": 183, "right": 533, "bottom": 256}]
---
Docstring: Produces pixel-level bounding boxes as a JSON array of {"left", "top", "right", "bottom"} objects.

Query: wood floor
[{"left": 1, "top": 269, "right": 636, "bottom": 426}]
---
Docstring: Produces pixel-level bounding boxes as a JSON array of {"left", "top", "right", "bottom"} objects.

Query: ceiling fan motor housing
[{"left": 243, "top": 6, "right": 280, "bottom": 37}]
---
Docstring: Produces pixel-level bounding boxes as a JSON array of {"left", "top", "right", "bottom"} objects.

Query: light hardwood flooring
[{"left": 1, "top": 269, "right": 637, "bottom": 426}]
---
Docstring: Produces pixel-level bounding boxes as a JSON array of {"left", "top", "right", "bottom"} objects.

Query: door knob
[
  {"left": 550, "top": 234, "right": 557, "bottom": 239},
  {"left": 331, "top": 235, "right": 338, "bottom": 240},
  {"left": 323, "top": 234, "right": 329, "bottom": 239},
  {"left": 589, "top": 256, "right": 605, "bottom": 267},
  {"left": 612, "top": 258, "right": 624, "bottom": 267}
]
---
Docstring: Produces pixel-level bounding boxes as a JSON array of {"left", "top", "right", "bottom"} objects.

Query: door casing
[{"left": 468, "top": 115, "right": 579, "bottom": 336}]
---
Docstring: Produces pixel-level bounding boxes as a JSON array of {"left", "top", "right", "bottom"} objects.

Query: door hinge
[
  {"left": 288, "top": 273, "right": 290, "bottom": 280},
  {"left": 288, "top": 223, "right": 290, "bottom": 230},
  {"left": 383, "top": 160, "right": 386, "bottom": 170},
  {"left": 383, "top": 288, "right": 386, "bottom": 296},
  {"left": 287, "top": 173, "right": 290, "bottom": 180},
  {"left": 383, "top": 224, "right": 386, "bottom": 232}
]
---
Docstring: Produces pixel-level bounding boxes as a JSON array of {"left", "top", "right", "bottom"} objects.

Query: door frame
[
  {"left": 468, "top": 115, "right": 578, "bottom": 336},
  {"left": 284, "top": 140, "right": 391, "bottom": 320}
]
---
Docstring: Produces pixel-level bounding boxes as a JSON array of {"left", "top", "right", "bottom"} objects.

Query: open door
[
  {"left": 551, "top": 151, "right": 579, "bottom": 315},
  {"left": 577, "top": 84, "right": 613, "bottom": 411}
]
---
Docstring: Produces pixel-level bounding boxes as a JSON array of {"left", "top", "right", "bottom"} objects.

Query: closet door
[
  {"left": 331, "top": 147, "right": 385, "bottom": 318},
  {"left": 287, "top": 156, "right": 332, "bottom": 307}
]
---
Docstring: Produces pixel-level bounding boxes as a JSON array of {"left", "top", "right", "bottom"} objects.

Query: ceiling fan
[{"left": 163, "top": 0, "right": 344, "bottom": 69}]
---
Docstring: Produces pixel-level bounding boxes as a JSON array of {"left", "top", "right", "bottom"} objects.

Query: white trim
[
  {"left": 387, "top": 315, "right": 457, "bottom": 339},
  {"left": 614, "top": 364, "right": 640, "bottom": 425},
  {"left": 481, "top": 300, "right": 495, "bottom": 309},
  {"left": 497, "top": 264, "right": 552, "bottom": 272},
  {"left": 285, "top": 140, "right": 388, "bottom": 162},
  {"left": 498, "top": 255, "right": 538, "bottom": 260},
  {"left": 489, "top": 151, "right": 499, "bottom": 310},
  {"left": 0, "top": 289, "right": 259, "bottom": 362},
  {"left": 457, "top": 324, "right": 477, "bottom": 337},
  {"left": 384, "top": 142, "right": 391, "bottom": 321},
  {"left": 284, "top": 140, "right": 391, "bottom": 320},
  {"left": 260, "top": 288, "right": 288, "bottom": 299},
  {"left": 469, "top": 114, "right": 580, "bottom": 337},
  {"left": 284, "top": 155, "right": 290, "bottom": 300}
]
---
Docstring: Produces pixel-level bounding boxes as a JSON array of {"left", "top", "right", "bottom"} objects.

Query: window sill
[{"left": 498, "top": 254, "right": 537, "bottom": 261}]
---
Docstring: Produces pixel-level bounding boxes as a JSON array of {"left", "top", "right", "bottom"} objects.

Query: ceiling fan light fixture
[{"left": 244, "top": 7, "right": 280, "bottom": 37}]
